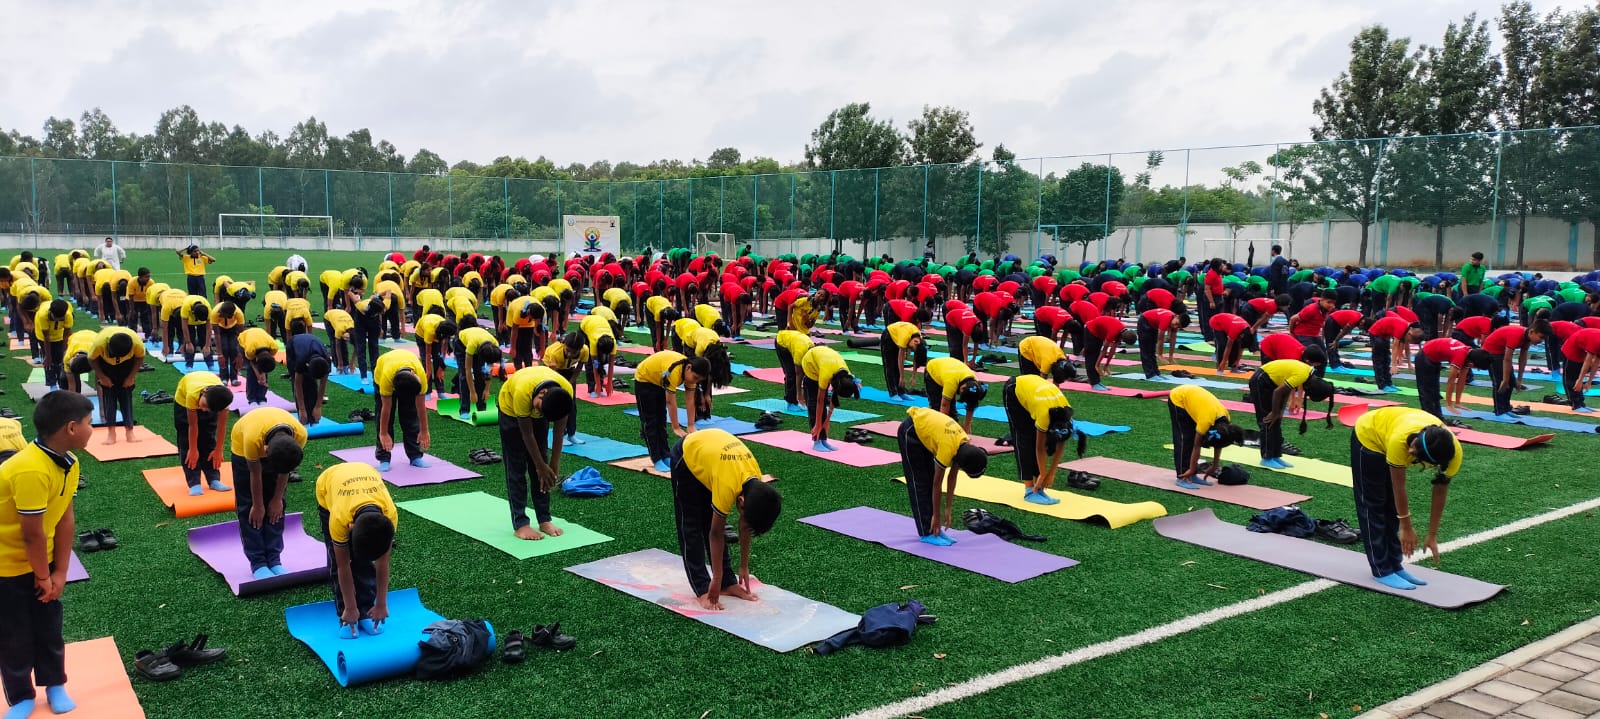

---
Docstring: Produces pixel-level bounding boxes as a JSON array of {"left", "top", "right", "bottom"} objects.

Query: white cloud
[{"left": 0, "top": 0, "right": 1565, "bottom": 175}]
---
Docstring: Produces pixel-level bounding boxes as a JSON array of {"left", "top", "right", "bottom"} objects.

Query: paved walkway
[{"left": 1361, "top": 617, "right": 1600, "bottom": 718}]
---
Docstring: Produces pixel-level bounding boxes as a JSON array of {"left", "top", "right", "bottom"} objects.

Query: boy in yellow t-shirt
[
  {"left": 372, "top": 351, "right": 430, "bottom": 472},
  {"left": 175, "top": 245, "right": 215, "bottom": 296},
  {"left": 315, "top": 463, "right": 397, "bottom": 638},
  {"left": 173, "top": 372, "right": 235, "bottom": 497},
  {"left": 0, "top": 391, "right": 93, "bottom": 717}
]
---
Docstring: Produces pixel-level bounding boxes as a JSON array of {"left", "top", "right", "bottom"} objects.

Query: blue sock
[
  {"left": 358, "top": 617, "right": 383, "bottom": 636},
  {"left": 1091, "top": 384, "right": 1109, "bottom": 391},
  {"left": 5, "top": 699, "right": 34, "bottom": 719},
  {"left": 1395, "top": 568, "right": 1429, "bottom": 586},
  {"left": 566, "top": 434, "right": 586, "bottom": 444},
  {"left": 1275, "top": 458, "right": 1294, "bottom": 468},
  {"left": 653, "top": 459, "right": 671, "bottom": 473},
  {"left": 1025, "top": 490, "right": 1060, "bottom": 505},
  {"left": 938, "top": 531, "right": 957, "bottom": 544},
  {"left": 785, "top": 403, "right": 804, "bottom": 413},
  {"left": 919, "top": 534, "right": 953, "bottom": 547},
  {"left": 409, "top": 457, "right": 430, "bottom": 468},
  {"left": 187, "top": 484, "right": 204, "bottom": 496},
  {"left": 1261, "top": 458, "right": 1287, "bottom": 469},
  {"left": 1175, "top": 478, "right": 1202, "bottom": 490},
  {"left": 1374, "top": 572, "right": 1416, "bottom": 590},
  {"left": 812, "top": 440, "right": 835, "bottom": 453},
  {"left": 269, "top": 564, "right": 288, "bottom": 576},
  {"left": 1576, "top": 406, "right": 1595, "bottom": 413},
  {"left": 209, "top": 479, "right": 231, "bottom": 491},
  {"left": 45, "top": 685, "right": 73, "bottom": 714},
  {"left": 1190, "top": 476, "right": 1214, "bottom": 486},
  {"left": 252, "top": 566, "right": 274, "bottom": 580},
  {"left": 377, "top": 460, "right": 391, "bottom": 472}
]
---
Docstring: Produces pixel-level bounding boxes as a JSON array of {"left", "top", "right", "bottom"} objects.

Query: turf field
[{"left": 22, "top": 248, "right": 1600, "bottom": 719}]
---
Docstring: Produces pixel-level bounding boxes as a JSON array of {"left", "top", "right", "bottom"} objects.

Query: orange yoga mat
[
  {"left": 143, "top": 465, "right": 237, "bottom": 518},
  {"left": 81, "top": 426, "right": 178, "bottom": 462},
  {"left": 25, "top": 637, "right": 146, "bottom": 718}
]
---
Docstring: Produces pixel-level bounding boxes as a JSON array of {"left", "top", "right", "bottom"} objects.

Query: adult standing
[{"left": 94, "top": 237, "right": 125, "bottom": 271}]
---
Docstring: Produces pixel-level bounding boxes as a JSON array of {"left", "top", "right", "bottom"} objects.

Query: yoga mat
[
  {"left": 727, "top": 362, "right": 758, "bottom": 376},
  {"left": 327, "top": 371, "right": 371, "bottom": 394},
  {"left": 1058, "top": 381, "right": 1170, "bottom": 399},
  {"left": 22, "top": 382, "right": 50, "bottom": 401},
  {"left": 397, "top": 491, "right": 613, "bottom": 559},
  {"left": 1165, "top": 444, "right": 1352, "bottom": 487},
  {"left": 434, "top": 397, "right": 500, "bottom": 425},
  {"left": 328, "top": 447, "right": 481, "bottom": 487},
  {"left": 9, "top": 337, "right": 26, "bottom": 350},
  {"left": 1216, "top": 399, "right": 1330, "bottom": 422},
  {"left": 710, "top": 384, "right": 748, "bottom": 396},
  {"left": 1328, "top": 377, "right": 1418, "bottom": 397},
  {"left": 67, "top": 551, "right": 87, "bottom": 582},
  {"left": 852, "top": 420, "right": 1014, "bottom": 455},
  {"left": 799, "top": 506, "right": 1076, "bottom": 582},
  {"left": 172, "top": 358, "right": 221, "bottom": 375},
  {"left": 1163, "top": 366, "right": 1402, "bottom": 407},
  {"left": 25, "top": 637, "right": 147, "bottom": 718},
  {"left": 835, "top": 349, "right": 949, "bottom": 365},
  {"left": 610, "top": 456, "right": 669, "bottom": 478},
  {"left": 733, "top": 398, "right": 880, "bottom": 423},
  {"left": 742, "top": 430, "right": 902, "bottom": 466},
  {"left": 620, "top": 408, "right": 763, "bottom": 436},
  {"left": 1119, "top": 371, "right": 1246, "bottom": 391},
  {"left": 742, "top": 367, "right": 787, "bottom": 384},
  {"left": 82, "top": 426, "right": 176, "bottom": 461},
  {"left": 560, "top": 434, "right": 649, "bottom": 462},
  {"left": 85, "top": 395, "right": 130, "bottom": 427},
  {"left": 26, "top": 367, "right": 45, "bottom": 383},
  {"left": 285, "top": 588, "right": 493, "bottom": 687},
  {"left": 1179, "top": 341, "right": 1217, "bottom": 353},
  {"left": 143, "top": 341, "right": 167, "bottom": 362},
  {"left": 1338, "top": 404, "right": 1557, "bottom": 449},
  {"left": 186, "top": 512, "right": 329, "bottom": 596},
  {"left": 305, "top": 416, "right": 366, "bottom": 438},
  {"left": 143, "top": 465, "right": 236, "bottom": 518},
  {"left": 574, "top": 385, "right": 637, "bottom": 407},
  {"left": 966, "top": 405, "right": 1130, "bottom": 436},
  {"left": 892, "top": 472, "right": 1167, "bottom": 529},
  {"left": 1061, "top": 457, "right": 1312, "bottom": 511},
  {"left": 229, "top": 390, "right": 297, "bottom": 414},
  {"left": 856, "top": 385, "right": 928, "bottom": 408},
  {"left": 566, "top": 548, "right": 859, "bottom": 652},
  {"left": 1154, "top": 509, "right": 1505, "bottom": 609},
  {"left": 1444, "top": 407, "right": 1600, "bottom": 433}
]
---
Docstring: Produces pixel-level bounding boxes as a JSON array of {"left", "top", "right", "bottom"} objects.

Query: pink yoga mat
[
  {"left": 741, "top": 430, "right": 902, "bottom": 467},
  {"left": 852, "top": 420, "right": 1013, "bottom": 455},
  {"left": 186, "top": 512, "right": 329, "bottom": 596},
  {"left": 575, "top": 385, "right": 637, "bottom": 406},
  {"left": 799, "top": 506, "right": 1075, "bottom": 583},
  {"left": 743, "top": 367, "right": 787, "bottom": 384},
  {"left": 1058, "top": 381, "right": 1170, "bottom": 399},
  {"left": 1061, "top": 457, "right": 1312, "bottom": 511},
  {"left": 328, "top": 447, "right": 481, "bottom": 487}
]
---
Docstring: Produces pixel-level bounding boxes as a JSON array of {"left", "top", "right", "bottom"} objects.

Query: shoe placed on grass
[
  {"left": 77, "top": 530, "right": 101, "bottom": 553},
  {"left": 530, "top": 623, "right": 576, "bottom": 651},
  {"left": 502, "top": 630, "right": 527, "bottom": 664},
  {"left": 165, "top": 634, "right": 226, "bottom": 667},
  {"left": 94, "top": 528, "right": 118, "bottom": 550},
  {"left": 1066, "top": 471, "right": 1100, "bottom": 491},
  {"left": 1280, "top": 442, "right": 1302, "bottom": 457},
  {"left": 134, "top": 649, "right": 182, "bottom": 681},
  {"left": 1511, "top": 405, "right": 1531, "bottom": 415}
]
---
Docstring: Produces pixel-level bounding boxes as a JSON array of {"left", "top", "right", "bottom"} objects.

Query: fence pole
[
  {"left": 1489, "top": 134, "right": 1504, "bottom": 268},
  {"left": 689, "top": 177, "right": 695, "bottom": 247},
  {"left": 872, "top": 168, "right": 880, "bottom": 256},
  {"left": 632, "top": 182, "right": 639, "bottom": 251},
  {"left": 789, "top": 173, "right": 796, "bottom": 256},
  {"left": 752, "top": 174, "right": 759, "bottom": 246},
  {"left": 555, "top": 180, "right": 563, "bottom": 248},
  {"left": 1178, "top": 150, "right": 1190, "bottom": 259},
  {"left": 1371, "top": 140, "right": 1386, "bottom": 266},
  {"left": 974, "top": 163, "right": 983, "bottom": 252},
  {"left": 323, "top": 169, "right": 331, "bottom": 219},
  {"left": 1268, "top": 144, "right": 1280, "bottom": 238},
  {"left": 719, "top": 176, "right": 725, "bottom": 234},
  {"left": 1102, "top": 153, "right": 1113, "bottom": 260},
  {"left": 1034, "top": 159, "right": 1044, "bottom": 259},
  {"left": 447, "top": 174, "right": 454, "bottom": 241},
  {"left": 922, "top": 164, "right": 929, "bottom": 246},
  {"left": 256, "top": 167, "right": 264, "bottom": 241},
  {"left": 110, "top": 160, "right": 119, "bottom": 241},
  {"left": 29, "top": 159, "right": 38, "bottom": 241},
  {"left": 387, "top": 173, "right": 395, "bottom": 239},
  {"left": 658, "top": 181, "right": 664, "bottom": 249},
  {"left": 829, "top": 170, "right": 836, "bottom": 245}
]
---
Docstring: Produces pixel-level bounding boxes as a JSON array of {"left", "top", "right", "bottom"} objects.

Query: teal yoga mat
[
  {"left": 560, "top": 433, "right": 649, "bottom": 461},
  {"left": 398, "top": 491, "right": 613, "bottom": 559},
  {"left": 967, "top": 405, "right": 1130, "bottom": 436},
  {"left": 620, "top": 408, "right": 762, "bottom": 435}
]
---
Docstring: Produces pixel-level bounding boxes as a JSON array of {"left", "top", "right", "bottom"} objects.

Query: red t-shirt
[
  {"left": 946, "top": 308, "right": 980, "bottom": 335},
  {"left": 1453, "top": 315, "right": 1492, "bottom": 340},
  {"left": 1086, "top": 315, "right": 1125, "bottom": 342},
  {"left": 1259, "top": 333, "right": 1305, "bottom": 361},
  {"left": 721, "top": 282, "right": 746, "bottom": 305},
  {"left": 973, "top": 292, "right": 1009, "bottom": 318},
  {"left": 774, "top": 288, "right": 803, "bottom": 311},
  {"left": 837, "top": 280, "right": 864, "bottom": 301},
  {"left": 1562, "top": 328, "right": 1600, "bottom": 363},
  {"left": 1208, "top": 313, "right": 1249, "bottom": 339},
  {"left": 1421, "top": 338, "right": 1472, "bottom": 367},
  {"left": 1368, "top": 316, "right": 1411, "bottom": 340},
  {"left": 1481, "top": 325, "right": 1527, "bottom": 355},
  {"left": 1058, "top": 283, "right": 1090, "bottom": 304},
  {"left": 1032, "top": 276, "right": 1058, "bottom": 295},
  {"left": 1088, "top": 292, "right": 1111, "bottom": 311},
  {"left": 1145, "top": 288, "right": 1175, "bottom": 311},
  {"left": 1550, "top": 320, "right": 1581, "bottom": 341},
  {"left": 1142, "top": 308, "right": 1175, "bottom": 333},
  {"left": 884, "top": 280, "right": 910, "bottom": 301},
  {"left": 972, "top": 275, "right": 998, "bottom": 293},
  {"left": 944, "top": 299, "right": 967, "bottom": 317},
  {"left": 1328, "top": 309, "right": 1363, "bottom": 329},
  {"left": 1204, "top": 270, "right": 1225, "bottom": 295},
  {"left": 1291, "top": 304, "right": 1326, "bottom": 337},
  {"left": 1580, "top": 316, "right": 1600, "bottom": 330},
  {"left": 996, "top": 280, "right": 1021, "bottom": 297},
  {"left": 1246, "top": 297, "right": 1278, "bottom": 316},
  {"left": 1390, "top": 306, "right": 1418, "bottom": 324},
  {"left": 1035, "top": 306, "right": 1072, "bottom": 331},
  {"left": 1068, "top": 300, "right": 1101, "bottom": 323},
  {"left": 888, "top": 299, "right": 918, "bottom": 324},
  {"left": 1101, "top": 280, "right": 1128, "bottom": 297},
  {"left": 911, "top": 283, "right": 941, "bottom": 304}
]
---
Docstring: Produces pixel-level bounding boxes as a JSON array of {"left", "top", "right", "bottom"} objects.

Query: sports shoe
[
  {"left": 1281, "top": 442, "right": 1303, "bottom": 457},
  {"left": 1315, "top": 518, "right": 1360, "bottom": 544}
]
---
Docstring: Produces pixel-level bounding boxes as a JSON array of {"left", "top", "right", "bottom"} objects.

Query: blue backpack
[{"left": 561, "top": 467, "right": 613, "bottom": 497}]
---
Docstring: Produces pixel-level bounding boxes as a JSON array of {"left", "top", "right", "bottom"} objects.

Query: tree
[
  {"left": 1531, "top": 6, "right": 1600, "bottom": 268},
  {"left": 1218, "top": 162, "right": 1263, "bottom": 238},
  {"left": 1497, "top": 2, "right": 1565, "bottom": 268},
  {"left": 706, "top": 147, "right": 742, "bottom": 170},
  {"left": 1386, "top": 13, "right": 1500, "bottom": 268},
  {"left": 1306, "top": 25, "right": 1417, "bottom": 265},
  {"left": 406, "top": 149, "right": 448, "bottom": 175},
  {"left": 1263, "top": 144, "right": 1326, "bottom": 246},
  {"left": 906, "top": 105, "right": 981, "bottom": 165},
  {"left": 803, "top": 103, "right": 904, "bottom": 171},
  {"left": 1041, "top": 162, "right": 1125, "bottom": 262}
]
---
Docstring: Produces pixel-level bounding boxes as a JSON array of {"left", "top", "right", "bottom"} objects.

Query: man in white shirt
[
  {"left": 285, "top": 254, "right": 308, "bottom": 273},
  {"left": 95, "top": 237, "right": 126, "bottom": 269}
]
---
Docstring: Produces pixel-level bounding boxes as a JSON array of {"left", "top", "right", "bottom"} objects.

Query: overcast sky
[{"left": 0, "top": 0, "right": 1564, "bottom": 182}]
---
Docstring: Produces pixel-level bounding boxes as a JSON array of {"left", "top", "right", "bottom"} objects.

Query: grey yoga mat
[{"left": 1153, "top": 509, "right": 1505, "bottom": 609}]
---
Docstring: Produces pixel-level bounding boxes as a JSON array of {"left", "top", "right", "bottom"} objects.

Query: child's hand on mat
[
  {"left": 696, "top": 593, "right": 724, "bottom": 611},
  {"left": 249, "top": 503, "right": 266, "bottom": 529},
  {"left": 369, "top": 603, "right": 389, "bottom": 626},
  {"left": 673, "top": 426, "right": 687, "bottom": 438},
  {"left": 268, "top": 498, "right": 284, "bottom": 524},
  {"left": 339, "top": 607, "right": 361, "bottom": 636}
]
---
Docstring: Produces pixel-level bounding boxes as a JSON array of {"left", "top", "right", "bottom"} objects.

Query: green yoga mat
[
  {"left": 436, "top": 397, "right": 500, "bottom": 425},
  {"left": 1328, "top": 378, "right": 1417, "bottom": 397},
  {"left": 835, "top": 350, "right": 949, "bottom": 366},
  {"left": 27, "top": 367, "right": 45, "bottom": 383},
  {"left": 1178, "top": 342, "right": 1216, "bottom": 354},
  {"left": 398, "top": 491, "right": 613, "bottom": 559}
]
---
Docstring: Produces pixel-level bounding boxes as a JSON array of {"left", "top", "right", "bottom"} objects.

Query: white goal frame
[
  {"left": 217, "top": 213, "right": 335, "bottom": 250},
  {"left": 696, "top": 232, "right": 735, "bottom": 259}
]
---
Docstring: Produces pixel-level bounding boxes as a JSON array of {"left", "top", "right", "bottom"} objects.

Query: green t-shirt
[
  {"left": 1459, "top": 262, "right": 1487, "bottom": 287},
  {"left": 1368, "top": 275, "right": 1400, "bottom": 295}
]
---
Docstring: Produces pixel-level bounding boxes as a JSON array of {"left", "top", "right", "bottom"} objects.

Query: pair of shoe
[
  {"left": 347, "top": 408, "right": 376, "bottom": 422},
  {"left": 467, "top": 448, "right": 502, "bottom": 465},
  {"left": 502, "top": 624, "right": 577, "bottom": 662},
  {"left": 1065, "top": 471, "right": 1099, "bottom": 491},
  {"left": 1543, "top": 393, "right": 1569, "bottom": 405},
  {"left": 0, "top": 407, "right": 18, "bottom": 420},
  {"left": 753, "top": 412, "right": 782, "bottom": 431},
  {"left": 1444, "top": 418, "right": 1472, "bottom": 429},
  {"left": 1511, "top": 405, "right": 1532, "bottom": 415},
  {"left": 77, "top": 528, "right": 117, "bottom": 552},
  {"left": 842, "top": 428, "right": 873, "bottom": 444},
  {"left": 134, "top": 634, "right": 226, "bottom": 681},
  {"left": 1314, "top": 518, "right": 1360, "bottom": 544},
  {"left": 141, "top": 390, "right": 174, "bottom": 405},
  {"left": 1170, "top": 369, "right": 1196, "bottom": 379},
  {"left": 1280, "top": 442, "right": 1303, "bottom": 457}
]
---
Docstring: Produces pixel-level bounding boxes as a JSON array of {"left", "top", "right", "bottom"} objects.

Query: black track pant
[
  {"left": 897, "top": 417, "right": 939, "bottom": 536},
  {"left": 0, "top": 571, "right": 64, "bottom": 705},
  {"left": 1002, "top": 379, "right": 1040, "bottom": 483},
  {"left": 1247, "top": 370, "right": 1283, "bottom": 461},
  {"left": 320, "top": 507, "right": 377, "bottom": 616},
  {"left": 669, "top": 441, "right": 736, "bottom": 597},
  {"left": 636, "top": 382, "right": 672, "bottom": 462},
  {"left": 775, "top": 346, "right": 799, "bottom": 405},
  {"left": 1137, "top": 316, "right": 1160, "bottom": 378},
  {"left": 1414, "top": 352, "right": 1444, "bottom": 419},
  {"left": 1169, "top": 401, "right": 1197, "bottom": 475},
  {"left": 499, "top": 413, "right": 553, "bottom": 529},
  {"left": 1351, "top": 432, "right": 1403, "bottom": 577},
  {"left": 374, "top": 394, "right": 422, "bottom": 463},
  {"left": 1372, "top": 337, "right": 1393, "bottom": 389},
  {"left": 174, "top": 405, "right": 221, "bottom": 488},
  {"left": 232, "top": 454, "right": 284, "bottom": 572}
]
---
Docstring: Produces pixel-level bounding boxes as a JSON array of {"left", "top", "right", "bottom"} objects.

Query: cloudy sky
[{"left": 0, "top": 0, "right": 1562, "bottom": 181}]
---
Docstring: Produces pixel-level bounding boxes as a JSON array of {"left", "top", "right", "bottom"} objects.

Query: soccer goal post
[
  {"left": 695, "top": 232, "right": 736, "bottom": 258},
  {"left": 217, "top": 213, "right": 336, "bottom": 251}
]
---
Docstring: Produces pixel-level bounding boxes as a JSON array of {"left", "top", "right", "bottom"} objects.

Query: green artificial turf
[{"left": 14, "top": 247, "right": 1597, "bottom": 719}]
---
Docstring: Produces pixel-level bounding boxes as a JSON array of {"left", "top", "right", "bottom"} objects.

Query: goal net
[
  {"left": 695, "top": 232, "right": 735, "bottom": 259},
  {"left": 218, "top": 214, "right": 336, "bottom": 250}
]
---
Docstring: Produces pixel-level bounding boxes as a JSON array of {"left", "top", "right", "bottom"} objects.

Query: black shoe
[
  {"left": 994, "top": 434, "right": 1013, "bottom": 447},
  {"left": 1544, "top": 394, "right": 1568, "bottom": 404},
  {"left": 78, "top": 476, "right": 87, "bottom": 490},
  {"left": 134, "top": 649, "right": 182, "bottom": 681},
  {"left": 94, "top": 528, "right": 118, "bottom": 550},
  {"left": 1066, "top": 471, "right": 1100, "bottom": 491},
  {"left": 530, "top": 623, "right": 576, "bottom": 651},
  {"left": 1511, "top": 406, "right": 1531, "bottom": 415},
  {"left": 77, "top": 530, "right": 101, "bottom": 553},
  {"left": 1444, "top": 418, "right": 1471, "bottom": 429},
  {"left": 1280, "top": 442, "right": 1302, "bottom": 457},
  {"left": 502, "top": 630, "right": 526, "bottom": 664},
  {"left": 1171, "top": 369, "right": 1196, "bottom": 379},
  {"left": 165, "top": 634, "right": 226, "bottom": 667},
  {"left": 753, "top": 412, "right": 782, "bottom": 430},
  {"left": 1315, "top": 519, "right": 1360, "bottom": 544}
]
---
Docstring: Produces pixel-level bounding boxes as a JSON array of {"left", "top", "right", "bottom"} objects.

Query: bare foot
[
  {"left": 514, "top": 525, "right": 545, "bottom": 540},
  {"left": 538, "top": 521, "right": 564, "bottom": 538},
  {"left": 723, "top": 584, "right": 760, "bottom": 602},
  {"left": 126, "top": 431, "right": 140, "bottom": 443},
  {"left": 102, "top": 434, "right": 116, "bottom": 445}
]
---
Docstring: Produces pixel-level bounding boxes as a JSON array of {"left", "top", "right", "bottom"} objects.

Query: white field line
[{"left": 843, "top": 496, "right": 1600, "bottom": 719}]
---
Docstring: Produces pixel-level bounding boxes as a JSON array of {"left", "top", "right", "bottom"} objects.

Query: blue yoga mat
[
  {"left": 1109, "top": 372, "right": 1245, "bottom": 391},
  {"left": 173, "top": 358, "right": 221, "bottom": 375},
  {"left": 733, "top": 398, "right": 879, "bottom": 424},
  {"left": 560, "top": 433, "right": 649, "bottom": 462},
  {"left": 307, "top": 417, "right": 365, "bottom": 439},
  {"left": 967, "top": 405, "right": 1130, "bottom": 436},
  {"left": 727, "top": 362, "right": 758, "bottom": 376},
  {"left": 856, "top": 385, "right": 927, "bottom": 408},
  {"left": 86, "top": 395, "right": 130, "bottom": 427},
  {"left": 1444, "top": 408, "right": 1600, "bottom": 434},
  {"left": 621, "top": 408, "right": 762, "bottom": 435},
  {"left": 284, "top": 588, "right": 494, "bottom": 687},
  {"left": 328, "top": 371, "right": 371, "bottom": 394}
]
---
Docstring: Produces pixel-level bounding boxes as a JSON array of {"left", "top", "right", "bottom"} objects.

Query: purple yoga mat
[
  {"left": 67, "top": 552, "right": 87, "bottom": 582},
  {"left": 186, "top": 512, "right": 329, "bottom": 596},
  {"left": 229, "top": 390, "right": 296, "bottom": 414},
  {"left": 799, "top": 506, "right": 1077, "bottom": 583},
  {"left": 328, "top": 447, "right": 481, "bottom": 487}
]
